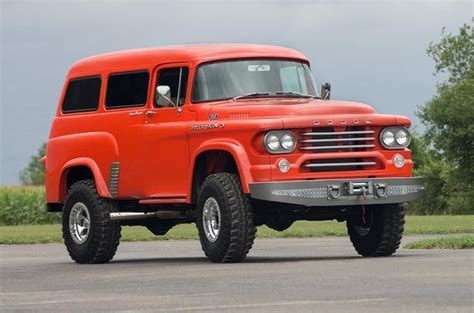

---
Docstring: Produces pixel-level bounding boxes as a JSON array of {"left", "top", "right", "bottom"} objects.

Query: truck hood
[
  {"left": 208, "top": 98, "right": 374, "bottom": 116},
  {"left": 204, "top": 98, "right": 411, "bottom": 127}
]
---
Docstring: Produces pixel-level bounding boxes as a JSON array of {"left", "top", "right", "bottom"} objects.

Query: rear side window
[
  {"left": 62, "top": 76, "right": 101, "bottom": 113},
  {"left": 106, "top": 71, "right": 149, "bottom": 108}
]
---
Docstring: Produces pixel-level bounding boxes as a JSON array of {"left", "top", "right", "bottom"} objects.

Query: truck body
[{"left": 45, "top": 44, "right": 423, "bottom": 263}]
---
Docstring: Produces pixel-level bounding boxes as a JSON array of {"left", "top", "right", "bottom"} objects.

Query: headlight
[
  {"left": 395, "top": 130, "right": 409, "bottom": 145},
  {"left": 266, "top": 134, "right": 280, "bottom": 151},
  {"left": 280, "top": 134, "right": 295, "bottom": 150},
  {"left": 380, "top": 127, "right": 411, "bottom": 149},
  {"left": 382, "top": 130, "right": 395, "bottom": 146},
  {"left": 264, "top": 131, "right": 297, "bottom": 154}
]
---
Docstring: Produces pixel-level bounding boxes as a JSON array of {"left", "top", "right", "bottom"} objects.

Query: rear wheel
[
  {"left": 347, "top": 204, "right": 405, "bottom": 257},
  {"left": 62, "top": 180, "right": 121, "bottom": 264},
  {"left": 196, "top": 173, "right": 256, "bottom": 263}
]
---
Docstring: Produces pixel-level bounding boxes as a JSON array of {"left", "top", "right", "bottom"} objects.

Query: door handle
[{"left": 145, "top": 111, "right": 157, "bottom": 117}]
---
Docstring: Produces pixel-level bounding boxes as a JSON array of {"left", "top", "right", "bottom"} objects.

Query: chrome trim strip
[
  {"left": 300, "top": 144, "right": 375, "bottom": 150},
  {"left": 302, "top": 130, "right": 374, "bottom": 136},
  {"left": 110, "top": 211, "right": 184, "bottom": 221},
  {"left": 304, "top": 161, "right": 376, "bottom": 168},
  {"left": 301, "top": 137, "right": 375, "bottom": 143}
]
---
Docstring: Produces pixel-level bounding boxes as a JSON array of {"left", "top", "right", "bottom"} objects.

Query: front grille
[
  {"left": 303, "top": 158, "right": 379, "bottom": 172},
  {"left": 298, "top": 127, "right": 380, "bottom": 173},
  {"left": 299, "top": 127, "right": 375, "bottom": 152}
]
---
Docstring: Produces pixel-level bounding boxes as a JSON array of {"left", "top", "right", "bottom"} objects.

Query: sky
[{"left": 0, "top": 0, "right": 472, "bottom": 184}]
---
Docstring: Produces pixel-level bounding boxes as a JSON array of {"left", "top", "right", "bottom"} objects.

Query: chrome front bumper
[{"left": 249, "top": 177, "right": 424, "bottom": 207}]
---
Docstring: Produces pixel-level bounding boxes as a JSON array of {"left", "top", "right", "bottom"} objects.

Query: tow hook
[
  {"left": 327, "top": 185, "right": 341, "bottom": 199},
  {"left": 374, "top": 183, "right": 387, "bottom": 198}
]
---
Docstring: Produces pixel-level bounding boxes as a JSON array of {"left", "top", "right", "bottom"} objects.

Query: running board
[
  {"left": 110, "top": 211, "right": 183, "bottom": 221},
  {"left": 138, "top": 198, "right": 187, "bottom": 204}
]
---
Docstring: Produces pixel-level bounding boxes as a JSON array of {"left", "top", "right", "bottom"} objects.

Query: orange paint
[{"left": 45, "top": 44, "right": 414, "bottom": 205}]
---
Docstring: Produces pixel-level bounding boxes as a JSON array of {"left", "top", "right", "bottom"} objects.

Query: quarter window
[
  {"left": 62, "top": 76, "right": 101, "bottom": 113},
  {"left": 106, "top": 71, "right": 149, "bottom": 108},
  {"left": 155, "top": 67, "right": 189, "bottom": 107}
]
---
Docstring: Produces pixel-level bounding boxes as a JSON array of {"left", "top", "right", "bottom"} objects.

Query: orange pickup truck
[{"left": 45, "top": 44, "right": 423, "bottom": 263}]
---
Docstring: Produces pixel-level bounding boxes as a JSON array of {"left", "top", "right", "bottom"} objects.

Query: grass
[
  {"left": 0, "top": 186, "right": 61, "bottom": 225},
  {"left": 404, "top": 236, "right": 474, "bottom": 249},
  {"left": 0, "top": 215, "right": 473, "bottom": 244}
]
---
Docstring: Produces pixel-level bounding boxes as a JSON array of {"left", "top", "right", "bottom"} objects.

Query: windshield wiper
[
  {"left": 232, "top": 92, "right": 271, "bottom": 101},
  {"left": 275, "top": 91, "right": 320, "bottom": 99}
]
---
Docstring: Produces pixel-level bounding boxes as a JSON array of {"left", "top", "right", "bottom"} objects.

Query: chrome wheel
[
  {"left": 202, "top": 197, "right": 221, "bottom": 242},
  {"left": 69, "top": 202, "right": 91, "bottom": 245}
]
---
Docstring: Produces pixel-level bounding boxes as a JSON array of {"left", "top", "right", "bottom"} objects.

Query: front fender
[{"left": 190, "top": 139, "right": 253, "bottom": 194}]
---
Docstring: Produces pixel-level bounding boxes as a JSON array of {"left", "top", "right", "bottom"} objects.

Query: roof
[{"left": 68, "top": 44, "right": 309, "bottom": 76}]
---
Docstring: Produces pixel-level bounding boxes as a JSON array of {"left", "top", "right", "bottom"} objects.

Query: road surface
[{"left": 1, "top": 236, "right": 473, "bottom": 312}]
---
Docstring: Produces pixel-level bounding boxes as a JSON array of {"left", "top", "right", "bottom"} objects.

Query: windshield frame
[{"left": 190, "top": 58, "right": 317, "bottom": 104}]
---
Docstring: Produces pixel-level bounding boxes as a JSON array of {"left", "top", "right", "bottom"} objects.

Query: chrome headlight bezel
[
  {"left": 380, "top": 127, "right": 411, "bottom": 149},
  {"left": 264, "top": 131, "right": 297, "bottom": 154}
]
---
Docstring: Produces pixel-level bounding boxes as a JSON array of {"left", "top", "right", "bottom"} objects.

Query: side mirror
[
  {"left": 155, "top": 85, "right": 175, "bottom": 107},
  {"left": 321, "top": 82, "right": 331, "bottom": 100}
]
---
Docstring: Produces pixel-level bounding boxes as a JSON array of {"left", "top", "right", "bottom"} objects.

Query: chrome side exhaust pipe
[{"left": 110, "top": 211, "right": 182, "bottom": 221}]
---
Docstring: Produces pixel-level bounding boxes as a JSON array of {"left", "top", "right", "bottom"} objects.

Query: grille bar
[
  {"left": 301, "top": 137, "right": 375, "bottom": 143},
  {"left": 301, "top": 144, "right": 376, "bottom": 150},
  {"left": 302, "top": 130, "right": 374, "bottom": 136},
  {"left": 305, "top": 161, "right": 376, "bottom": 168}
]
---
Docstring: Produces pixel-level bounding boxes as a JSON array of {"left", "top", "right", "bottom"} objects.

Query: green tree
[
  {"left": 414, "top": 24, "right": 473, "bottom": 214},
  {"left": 19, "top": 143, "right": 46, "bottom": 186},
  {"left": 407, "top": 134, "right": 449, "bottom": 214}
]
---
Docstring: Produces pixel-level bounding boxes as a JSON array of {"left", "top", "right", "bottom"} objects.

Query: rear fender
[{"left": 59, "top": 158, "right": 112, "bottom": 200}]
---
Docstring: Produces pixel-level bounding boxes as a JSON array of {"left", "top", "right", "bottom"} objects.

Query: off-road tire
[
  {"left": 347, "top": 204, "right": 405, "bottom": 257},
  {"left": 62, "top": 180, "right": 121, "bottom": 264},
  {"left": 196, "top": 173, "right": 256, "bottom": 263}
]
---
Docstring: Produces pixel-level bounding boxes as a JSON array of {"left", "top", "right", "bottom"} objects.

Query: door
[
  {"left": 142, "top": 63, "right": 196, "bottom": 199},
  {"left": 99, "top": 70, "right": 149, "bottom": 198}
]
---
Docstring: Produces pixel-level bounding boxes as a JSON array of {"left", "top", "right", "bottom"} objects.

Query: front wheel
[
  {"left": 196, "top": 173, "right": 256, "bottom": 263},
  {"left": 62, "top": 180, "right": 121, "bottom": 264},
  {"left": 347, "top": 204, "right": 405, "bottom": 257}
]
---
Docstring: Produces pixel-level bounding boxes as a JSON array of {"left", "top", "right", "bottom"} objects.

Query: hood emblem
[{"left": 208, "top": 113, "right": 219, "bottom": 120}]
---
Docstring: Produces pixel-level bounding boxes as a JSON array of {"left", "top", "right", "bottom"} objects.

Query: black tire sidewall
[
  {"left": 347, "top": 206, "right": 384, "bottom": 254},
  {"left": 347, "top": 204, "right": 404, "bottom": 256},
  {"left": 62, "top": 181, "right": 115, "bottom": 263},
  {"left": 196, "top": 179, "right": 233, "bottom": 260}
]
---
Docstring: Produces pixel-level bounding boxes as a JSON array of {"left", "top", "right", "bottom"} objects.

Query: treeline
[{"left": 407, "top": 24, "right": 473, "bottom": 214}]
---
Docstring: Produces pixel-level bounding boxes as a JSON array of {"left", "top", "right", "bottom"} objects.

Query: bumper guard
[{"left": 249, "top": 177, "right": 424, "bottom": 207}]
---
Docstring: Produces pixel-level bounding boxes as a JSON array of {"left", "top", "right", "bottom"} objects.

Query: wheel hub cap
[
  {"left": 202, "top": 197, "right": 221, "bottom": 242},
  {"left": 69, "top": 202, "right": 91, "bottom": 245}
]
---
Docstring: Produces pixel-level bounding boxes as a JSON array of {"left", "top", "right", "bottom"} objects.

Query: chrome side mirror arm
[{"left": 155, "top": 85, "right": 176, "bottom": 107}]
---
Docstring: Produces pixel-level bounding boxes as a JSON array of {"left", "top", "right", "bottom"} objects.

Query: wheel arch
[
  {"left": 189, "top": 141, "right": 253, "bottom": 203},
  {"left": 58, "top": 158, "right": 112, "bottom": 202}
]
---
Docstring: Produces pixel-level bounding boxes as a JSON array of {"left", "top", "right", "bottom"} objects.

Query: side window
[
  {"left": 62, "top": 76, "right": 101, "bottom": 113},
  {"left": 155, "top": 67, "right": 189, "bottom": 107},
  {"left": 106, "top": 71, "right": 149, "bottom": 109}
]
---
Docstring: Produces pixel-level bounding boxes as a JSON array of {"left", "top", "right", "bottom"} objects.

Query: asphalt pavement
[{"left": 1, "top": 236, "right": 473, "bottom": 313}]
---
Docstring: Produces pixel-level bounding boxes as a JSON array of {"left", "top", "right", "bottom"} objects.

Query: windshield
[{"left": 192, "top": 59, "right": 319, "bottom": 102}]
